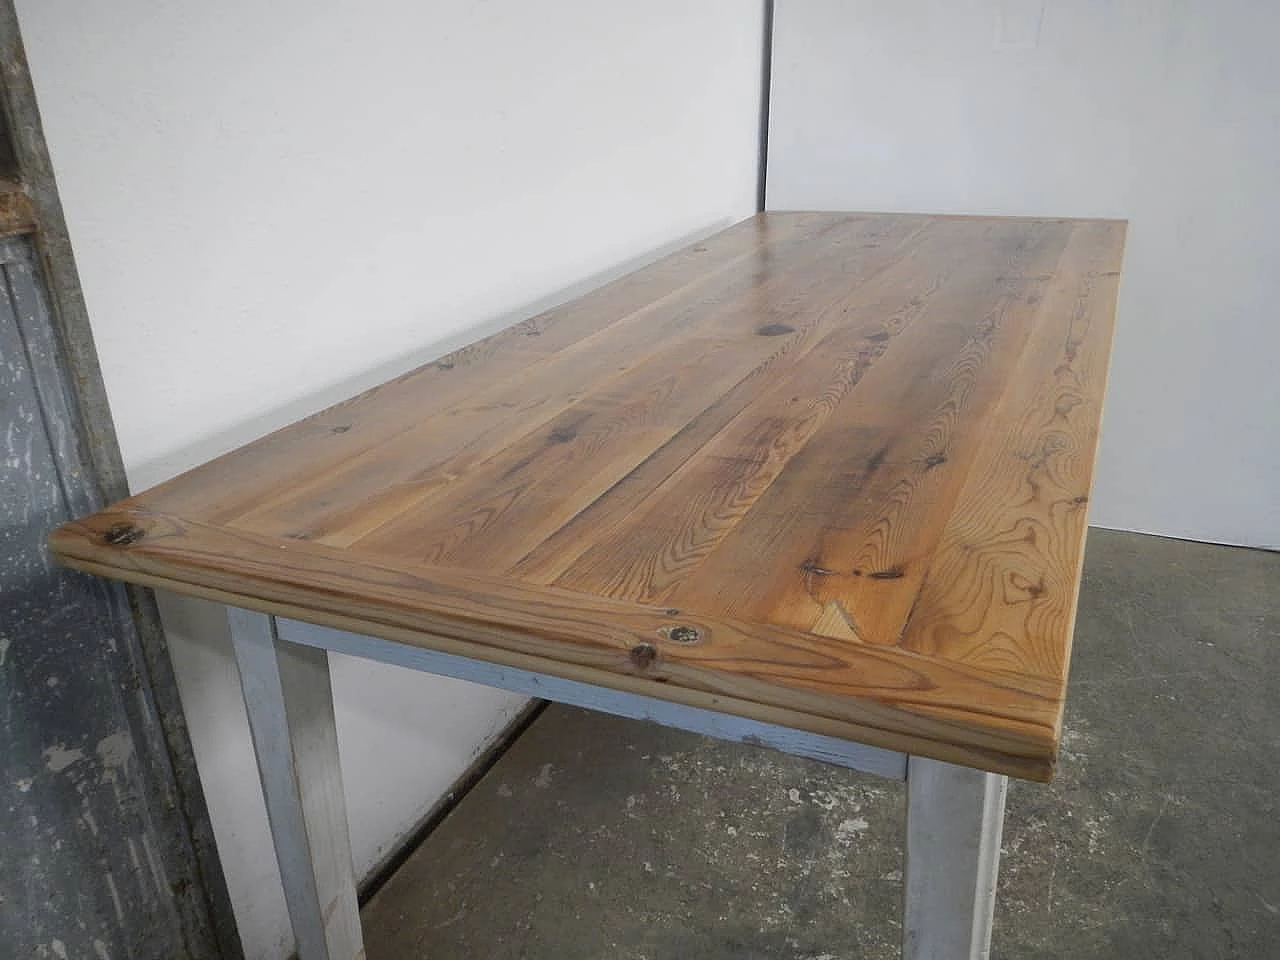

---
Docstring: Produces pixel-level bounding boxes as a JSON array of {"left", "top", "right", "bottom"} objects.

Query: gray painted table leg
[
  {"left": 904, "top": 756, "right": 1008, "bottom": 960},
  {"left": 227, "top": 608, "right": 365, "bottom": 960}
]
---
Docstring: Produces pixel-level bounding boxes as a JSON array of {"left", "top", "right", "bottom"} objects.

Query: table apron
[{"left": 275, "top": 617, "right": 908, "bottom": 782}]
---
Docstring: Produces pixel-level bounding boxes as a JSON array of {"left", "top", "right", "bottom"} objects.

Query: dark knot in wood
[
  {"left": 629, "top": 642, "right": 658, "bottom": 669},
  {"left": 868, "top": 566, "right": 906, "bottom": 580},
  {"left": 103, "top": 522, "right": 144, "bottom": 546},
  {"left": 666, "top": 625, "right": 702, "bottom": 644}
]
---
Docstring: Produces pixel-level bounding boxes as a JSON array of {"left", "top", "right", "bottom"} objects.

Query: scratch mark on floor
[
  {"left": 1141, "top": 795, "right": 1172, "bottom": 858},
  {"left": 1046, "top": 842, "right": 1058, "bottom": 914}
]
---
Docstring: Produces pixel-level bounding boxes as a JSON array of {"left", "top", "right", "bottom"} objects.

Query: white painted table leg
[
  {"left": 904, "top": 756, "right": 1008, "bottom": 960},
  {"left": 228, "top": 608, "right": 365, "bottom": 960}
]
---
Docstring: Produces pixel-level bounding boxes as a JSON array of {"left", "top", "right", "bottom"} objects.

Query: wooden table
[{"left": 51, "top": 212, "right": 1125, "bottom": 959}]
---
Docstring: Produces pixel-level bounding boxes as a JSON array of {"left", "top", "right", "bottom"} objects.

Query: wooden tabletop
[{"left": 51, "top": 213, "right": 1125, "bottom": 781}]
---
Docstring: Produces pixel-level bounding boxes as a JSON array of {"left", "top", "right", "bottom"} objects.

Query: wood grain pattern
[{"left": 48, "top": 213, "right": 1126, "bottom": 781}]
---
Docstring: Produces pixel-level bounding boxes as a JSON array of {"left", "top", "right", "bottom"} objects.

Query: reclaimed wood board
[{"left": 50, "top": 212, "right": 1126, "bottom": 781}]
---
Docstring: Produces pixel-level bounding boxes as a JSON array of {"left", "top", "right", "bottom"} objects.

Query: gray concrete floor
[{"left": 362, "top": 529, "right": 1280, "bottom": 959}]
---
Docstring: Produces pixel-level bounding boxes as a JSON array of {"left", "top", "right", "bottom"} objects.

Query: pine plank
[
  {"left": 671, "top": 220, "right": 1076, "bottom": 642},
  {"left": 897, "top": 221, "right": 1126, "bottom": 680},
  {"left": 566, "top": 219, "right": 1069, "bottom": 607},
  {"left": 509, "top": 213, "right": 934, "bottom": 583},
  {"left": 48, "top": 213, "right": 1126, "bottom": 781},
  {"left": 354, "top": 214, "right": 930, "bottom": 566}
]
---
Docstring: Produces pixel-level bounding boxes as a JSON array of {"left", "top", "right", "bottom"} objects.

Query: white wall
[
  {"left": 768, "top": 0, "right": 1280, "bottom": 549},
  {"left": 16, "top": 2, "right": 764, "bottom": 956}
]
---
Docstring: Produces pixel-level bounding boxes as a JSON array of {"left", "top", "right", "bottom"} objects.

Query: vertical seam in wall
[{"left": 756, "top": 0, "right": 775, "bottom": 214}]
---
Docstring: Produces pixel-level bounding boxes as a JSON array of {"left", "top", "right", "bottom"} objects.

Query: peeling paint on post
[{"left": 0, "top": 237, "right": 227, "bottom": 958}]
